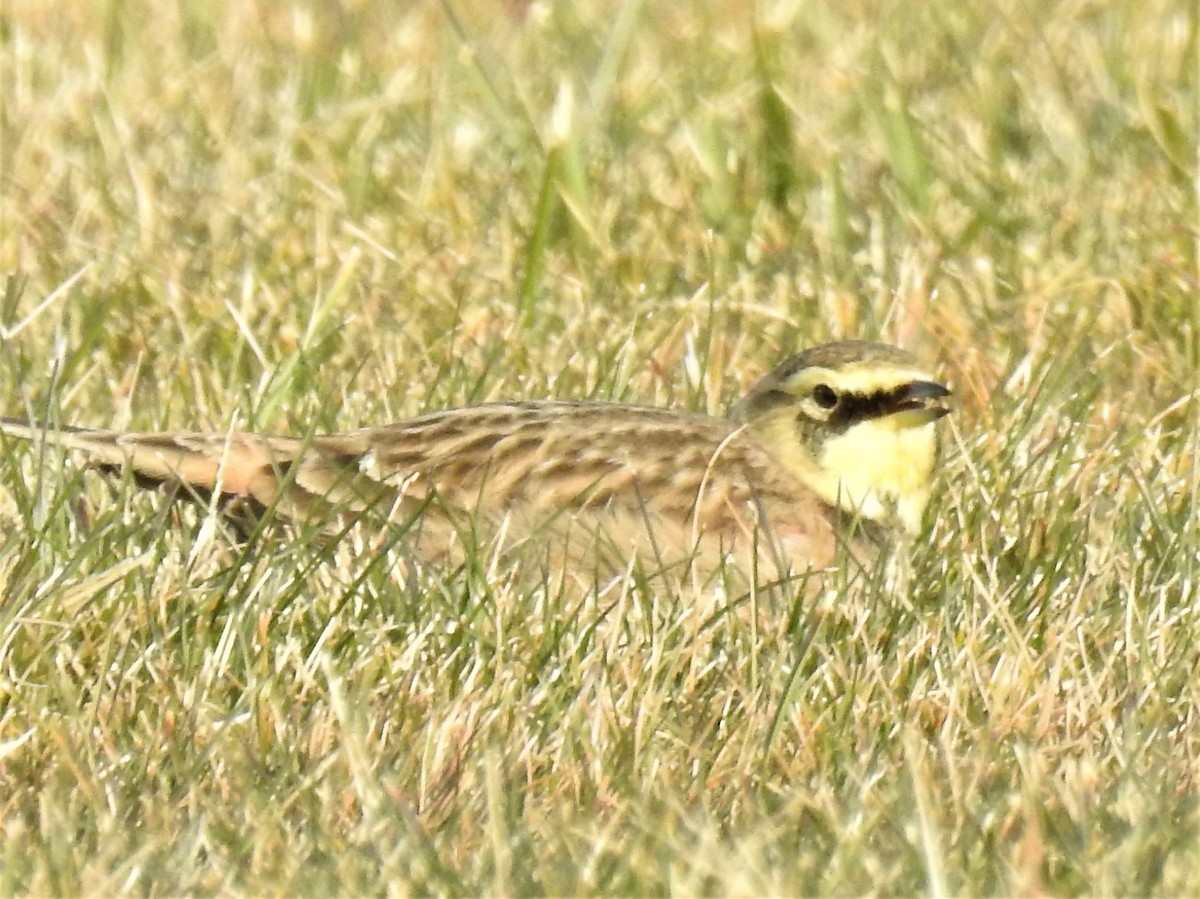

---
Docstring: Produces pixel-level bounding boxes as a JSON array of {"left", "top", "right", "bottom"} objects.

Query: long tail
[
  {"left": 0, "top": 418, "right": 412, "bottom": 529},
  {"left": 0, "top": 417, "right": 303, "bottom": 504}
]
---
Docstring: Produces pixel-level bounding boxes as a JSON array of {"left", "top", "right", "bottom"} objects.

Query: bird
[{"left": 0, "top": 341, "right": 951, "bottom": 585}]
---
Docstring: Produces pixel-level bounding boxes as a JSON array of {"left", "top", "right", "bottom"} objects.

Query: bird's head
[{"left": 731, "top": 340, "right": 951, "bottom": 534}]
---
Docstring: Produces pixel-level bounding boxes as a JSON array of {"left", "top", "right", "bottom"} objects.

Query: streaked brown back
[{"left": 0, "top": 402, "right": 872, "bottom": 583}]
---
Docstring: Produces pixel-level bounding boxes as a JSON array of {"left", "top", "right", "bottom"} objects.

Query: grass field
[{"left": 2, "top": 0, "right": 1199, "bottom": 894}]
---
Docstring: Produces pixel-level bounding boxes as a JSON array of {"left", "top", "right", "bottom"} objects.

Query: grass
[{"left": 2, "top": 0, "right": 1199, "bottom": 893}]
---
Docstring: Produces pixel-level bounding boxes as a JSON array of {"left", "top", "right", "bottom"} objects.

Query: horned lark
[{"left": 0, "top": 341, "right": 950, "bottom": 582}]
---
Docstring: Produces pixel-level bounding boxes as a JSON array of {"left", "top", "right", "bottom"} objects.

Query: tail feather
[{"left": 0, "top": 417, "right": 300, "bottom": 504}]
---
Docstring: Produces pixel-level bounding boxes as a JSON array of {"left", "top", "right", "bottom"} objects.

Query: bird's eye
[{"left": 812, "top": 384, "right": 838, "bottom": 409}]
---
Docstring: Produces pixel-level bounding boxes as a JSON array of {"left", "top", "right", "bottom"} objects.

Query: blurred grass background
[{"left": 1, "top": 0, "right": 1198, "bottom": 893}]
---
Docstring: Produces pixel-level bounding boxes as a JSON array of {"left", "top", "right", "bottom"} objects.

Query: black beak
[
  {"left": 903, "top": 381, "right": 952, "bottom": 401},
  {"left": 895, "top": 380, "right": 952, "bottom": 419}
]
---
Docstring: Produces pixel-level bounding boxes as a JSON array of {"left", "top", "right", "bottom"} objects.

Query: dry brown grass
[{"left": 1, "top": 0, "right": 1199, "bottom": 893}]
